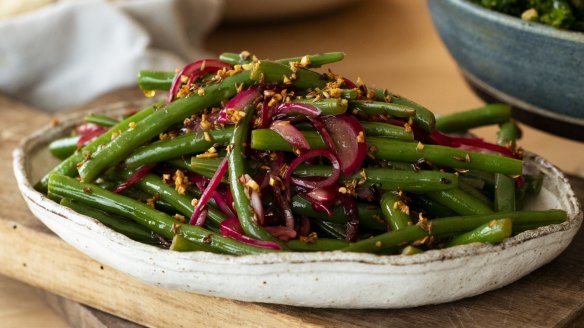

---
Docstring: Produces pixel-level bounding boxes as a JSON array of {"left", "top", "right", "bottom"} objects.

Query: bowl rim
[
  {"left": 442, "top": 0, "right": 584, "bottom": 43},
  {"left": 12, "top": 100, "right": 584, "bottom": 267}
]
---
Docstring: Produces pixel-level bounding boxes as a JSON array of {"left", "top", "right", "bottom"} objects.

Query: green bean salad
[{"left": 38, "top": 51, "right": 567, "bottom": 255}]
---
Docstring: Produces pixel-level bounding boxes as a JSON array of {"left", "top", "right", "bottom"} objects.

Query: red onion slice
[
  {"left": 251, "top": 186, "right": 265, "bottom": 225},
  {"left": 264, "top": 226, "right": 297, "bottom": 241},
  {"left": 308, "top": 117, "right": 337, "bottom": 153},
  {"left": 270, "top": 120, "right": 311, "bottom": 150},
  {"left": 76, "top": 123, "right": 107, "bottom": 148},
  {"left": 259, "top": 100, "right": 272, "bottom": 129},
  {"left": 220, "top": 217, "right": 281, "bottom": 250},
  {"left": 321, "top": 114, "right": 368, "bottom": 175},
  {"left": 284, "top": 149, "right": 341, "bottom": 189},
  {"left": 430, "top": 131, "right": 516, "bottom": 158},
  {"left": 305, "top": 186, "right": 338, "bottom": 203},
  {"left": 273, "top": 102, "right": 321, "bottom": 118},
  {"left": 298, "top": 216, "right": 311, "bottom": 237},
  {"left": 340, "top": 194, "right": 359, "bottom": 242},
  {"left": 241, "top": 174, "right": 265, "bottom": 226},
  {"left": 515, "top": 175, "right": 525, "bottom": 188},
  {"left": 112, "top": 163, "right": 157, "bottom": 193},
  {"left": 167, "top": 59, "right": 231, "bottom": 103},
  {"left": 190, "top": 157, "right": 228, "bottom": 226},
  {"left": 343, "top": 78, "right": 357, "bottom": 89},
  {"left": 185, "top": 67, "right": 218, "bottom": 86},
  {"left": 224, "top": 188, "right": 235, "bottom": 214},
  {"left": 216, "top": 86, "right": 261, "bottom": 124},
  {"left": 212, "top": 191, "right": 235, "bottom": 217},
  {"left": 310, "top": 199, "right": 333, "bottom": 216},
  {"left": 303, "top": 187, "right": 338, "bottom": 217},
  {"left": 271, "top": 183, "right": 295, "bottom": 229}
]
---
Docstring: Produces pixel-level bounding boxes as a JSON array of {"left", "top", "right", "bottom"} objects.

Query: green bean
[
  {"left": 524, "top": 175, "right": 543, "bottom": 194},
  {"left": 220, "top": 52, "right": 345, "bottom": 68},
  {"left": 494, "top": 173, "right": 516, "bottom": 212},
  {"left": 49, "top": 136, "right": 80, "bottom": 159},
  {"left": 119, "top": 186, "right": 198, "bottom": 221},
  {"left": 228, "top": 102, "right": 288, "bottom": 249},
  {"left": 251, "top": 130, "right": 523, "bottom": 175},
  {"left": 291, "top": 195, "right": 386, "bottom": 231},
  {"left": 166, "top": 158, "right": 196, "bottom": 172},
  {"left": 368, "top": 138, "right": 523, "bottom": 176},
  {"left": 360, "top": 122, "right": 414, "bottom": 141},
  {"left": 138, "top": 70, "right": 174, "bottom": 91},
  {"left": 494, "top": 118, "right": 518, "bottom": 212},
  {"left": 78, "top": 71, "right": 254, "bottom": 183},
  {"left": 125, "top": 127, "right": 234, "bottom": 169},
  {"left": 219, "top": 53, "right": 248, "bottom": 65},
  {"left": 188, "top": 157, "right": 225, "bottom": 178},
  {"left": 256, "top": 123, "right": 415, "bottom": 147},
  {"left": 342, "top": 209, "right": 566, "bottom": 253},
  {"left": 251, "top": 129, "right": 324, "bottom": 150},
  {"left": 109, "top": 170, "right": 226, "bottom": 231},
  {"left": 380, "top": 192, "right": 412, "bottom": 231},
  {"left": 48, "top": 174, "right": 271, "bottom": 255},
  {"left": 458, "top": 180, "right": 493, "bottom": 209},
  {"left": 60, "top": 198, "right": 160, "bottom": 245},
  {"left": 114, "top": 186, "right": 177, "bottom": 214},
  {"left": 435, "top": 104, "right": 511, "bottom": 133},
  {"left": 251, "top": 129, "right": 522, "bottom": 175},
  {"left": 170, "top": 234, "right": 220, "bottom": 253},
  {"left": 516, "top": 174, "right": 544, "bottom": 210},
  {"left": 384, "top": 161, "right": 418, "bottom": 171},
  {"left": 275, "top": 52, "right": 345, "bottom": 67},
  {"left": 372, "top": 88, "right": 436, "bottom": 132},
  {"left": 292, "top": 98, "right": 348, "bottom": 116},
  {"left": 250, "top": 60, "right": 327, "bottom": 90},
  {"left": 497, "top": 120, "right": 522, "bottom": 148},
  {"left": 84, "top": 114, "right": 119, "bottom": 127},
  {"left": 342, "top": 224, "right": 426, "bottom": 253},
  {"left": 36, "top": 104, "right": 158, "bottom": 192},
  {"left": 349, "top": 100, "right": 416, "bottom": 118},
  {"left": 171, "top": 157, "right": 259, "bottom": 179},
  {"left": 409, "top": 195, "right": 458, "bottom": 218},
  {"left": 292, "top": 165, "right": 459, "bottom": 193},
  {"left": 401, "top": 245, "right": 423, "bottom": 255},
  {"left": 431, "top": 210, "right": 566, "bottom": 236},
  {"left": 458, "top": 175, "right": 486, "bottom": 190},
  {"left": 286, "top": 238, "right": 349, "bottom": 251},
  {"left": 462, "top": 170, "right": 496, "bottom": 191},
  {"left": 341, "top": 89, "right": 359, "bottom": 100},
  {"left": 447, "top": 219, "right": 512, "bottom": 247},
  {"left": 427, "top": 188, "right": 494, "bottom": 215},
  {"left": 313, "top": 220, "right": 347, "bottom": 239}
]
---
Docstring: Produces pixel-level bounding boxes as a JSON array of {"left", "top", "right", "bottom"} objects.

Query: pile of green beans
[{"left": 40, "top": 51, "right": 567, "bottom": 256}]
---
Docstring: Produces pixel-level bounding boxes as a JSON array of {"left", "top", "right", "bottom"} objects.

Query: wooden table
[{"left": 1, "top": 1, "right": 583, "bottom": 327}]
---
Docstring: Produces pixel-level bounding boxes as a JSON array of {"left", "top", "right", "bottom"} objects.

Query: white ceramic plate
[{"left": 13, "top": 101, "right": 582, "bottom": 309}]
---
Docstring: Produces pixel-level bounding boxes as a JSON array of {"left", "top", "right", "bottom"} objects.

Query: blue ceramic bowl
[{"left": 428, "top": 0, "right": 584, "bottom": 138}]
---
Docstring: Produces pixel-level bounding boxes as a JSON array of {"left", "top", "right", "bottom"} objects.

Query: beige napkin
[{"left": 0, "top": 0, "right": 223, "bottom": 112}]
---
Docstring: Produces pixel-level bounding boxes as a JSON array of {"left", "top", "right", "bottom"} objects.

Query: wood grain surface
[{"left": 1, "top": 1, "right": 584, "bottom": 327}]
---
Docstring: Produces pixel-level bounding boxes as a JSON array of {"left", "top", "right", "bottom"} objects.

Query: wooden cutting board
[{"left": 1, "top": 92, "right": 583, "bottom": 328}]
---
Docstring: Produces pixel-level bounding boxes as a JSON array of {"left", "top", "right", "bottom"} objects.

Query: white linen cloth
[{"left": 0, "top": 0, "right": 223, "bottom": 112}]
